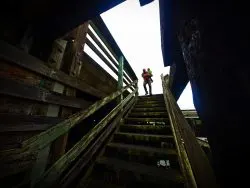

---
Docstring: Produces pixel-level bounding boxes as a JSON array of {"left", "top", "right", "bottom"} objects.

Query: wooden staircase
[{"left": 78, "top": 94, "right": 185, "bottom": 188}]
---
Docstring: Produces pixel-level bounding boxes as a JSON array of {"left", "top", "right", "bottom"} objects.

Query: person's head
[
  {"left": 143, "top": 69, "right": 146, "bottom": 73},
  {"left": 147, "top": 68, "right": 151, "bottom": 71}
]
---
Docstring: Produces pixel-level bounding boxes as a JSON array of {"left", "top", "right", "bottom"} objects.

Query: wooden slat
[
  {"left": 34, "top": 89, "right": 136, "bottom": 187},
  {"left": 0, "top": 77, "right": 92, "bottom": 109},
  {"left": 90, "top": 18, "right": 137, "bottom": 81},
  {"left": 162, "top": 75, "right": 217, "bottom": 188},
  {"left": 86, "top": 38, "right": 131, "bottom": 87},
  {"left": 22, "top": 81, "right": 137, "bottom": 150},
  {"left": 0, "top": 40, "right": 105, "bottom": 98},
  {"left": 88, "top": 30, "right": 133, "bottom": 83},
  {"left": 0, "top": 113, "right": 63, "bottom": 126},
  {"left": 60, "top": 95, "right": 136, "bottom": 187},
  {"left": 80, "top": 52, "right": 117, "bottom": 95}
]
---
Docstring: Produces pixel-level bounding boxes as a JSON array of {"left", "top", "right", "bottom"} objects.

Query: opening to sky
[{"left": 85, "top": 0, "right": 195, "bottom": 110}]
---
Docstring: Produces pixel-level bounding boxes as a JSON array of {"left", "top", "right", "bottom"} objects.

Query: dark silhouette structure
[{"left": 0, "top": 0, "right": 249, "bottom": 187}]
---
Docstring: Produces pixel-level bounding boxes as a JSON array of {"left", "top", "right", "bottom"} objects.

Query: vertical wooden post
[
  {"left": 117, "top": 56, "right": 124, "bottom": 123},
  {"left": 50, "top": 22, "right": 89, "bottom": 163},
  {"left": 30, "top": 39, "right": 67, "bottom": 187},
  {"left": 118, "top": 56, "right": 124, "bottom": 101}
]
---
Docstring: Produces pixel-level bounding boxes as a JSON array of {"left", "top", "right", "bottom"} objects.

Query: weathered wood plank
[
  {"left": 162, "top": 75, "right": 217, "bottom": 188},
  {"left": 0, "top": 77, "right": 93, "bottom": 109},
  {"left": 0, "top": 40, "right": 105, "bottom": 98},
  {"left": 22, "top": 81, "right": 137, "bottom": 150},
  {"left": 34, "top": 89, "right": 136, "bottom": 188},
  {"left": 80, "top": 52, "right": 117, "bottom": 95},
  {"left": 90, "top": 18, "right": 137, "bottom": 81},
  {"left": 60, "top": 96, "right": 136, "bottom": 187},
  {"left": 0, "top": 131, "right": 39, "bottom": 150},
  {"left": 88, "top": 30, "right": 133, "bottom": 85},
  {"left": 86, "top": 37, "right": 131, "bottom": 87}
]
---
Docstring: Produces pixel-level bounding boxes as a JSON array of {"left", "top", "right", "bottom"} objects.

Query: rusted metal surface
[
  {"left": 0, "top": 40, "right": 105, "bottom": 98},
  {"left": 162, "top": 75, "right": 217, "bottom": 188}
]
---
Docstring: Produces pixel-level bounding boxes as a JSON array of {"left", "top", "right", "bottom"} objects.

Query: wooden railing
[
  {"left": 161, "top": 74, "right": 217, "bottom": 188},
  {"left": 0, "top": 16, "right": 138, "bottom": 187},
  {"left": 2, "top": 80, "right": 138, "bottom": 187}
]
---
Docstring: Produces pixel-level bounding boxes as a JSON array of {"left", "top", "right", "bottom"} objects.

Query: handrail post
[
  {"left": 161, "top": 74, "right": 217, "bottom": 188},
  {"left": 118, "top": 56, "right": 124, "bottom": 112}
]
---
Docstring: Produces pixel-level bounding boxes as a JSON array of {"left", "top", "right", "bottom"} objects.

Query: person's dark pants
[{"left": 143, "top": 80, "right": 152, "bottom": 95}]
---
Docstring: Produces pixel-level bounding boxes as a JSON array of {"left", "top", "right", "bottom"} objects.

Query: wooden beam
[
  {"left": 80, "top": 52, "right": 117, "bottom": 95},
  {"left": 60, "top": 95, "right": 136, "bottom": 187},
  {"left": 0, "top": 114, "right": 63, "bottom": 132},
  {"left": 0, "top": 40, "right": 105, "bottom": 98},
  {"left": 90, "top": 18, "right": 137, "bottom": 81},
  {"left": 22, "top": 81, "right": 137, "bottom": 150},
  {"left": 0, "top": 77, "right": 92, "bottom": 109},
  {"left": 87, "top": 30, "right": 134, "bottom": 84},
  {"left": 86, "top": 38, "right": 130, "bottom": 86},
  {"left": 51, "top": 22, "right": 90, "bottom": 164},
  {"left": 162, "top": 75, "right": 217, "bottom": 188},
  {"left": 35, "top": 89, "right": 136, "bottom": 187}
]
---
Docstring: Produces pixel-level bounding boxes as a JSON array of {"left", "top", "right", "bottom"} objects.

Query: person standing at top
[
  {"left": 147, "top": 68, "right": 153, "bottom": 83},
  {"left": 142, "top": 68, "right": 152, "bottom": 96}
]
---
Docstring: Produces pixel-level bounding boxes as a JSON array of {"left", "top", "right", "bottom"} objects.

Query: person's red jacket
[{"left": 142, "top": 72, "right": 150, "bottom": 81}]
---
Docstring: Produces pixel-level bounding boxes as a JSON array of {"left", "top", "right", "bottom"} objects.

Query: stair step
[
  {"left": 137, "top": 99, "right": 164, "bottom": 104},
  {"left": 104, "top": 143, "right": 179, "bottom": 169},
  {"left": 129, "top": 111, "right": 168, "bottom": 118},
  {"left": 82, "top": 178, "right": 125, "bottom": 188},
  {"left": 132, "top": 107, "right": 166, "bottom": 112},
  {"left": 135, "top": 103, "right": 165, "bottom": 108},
  {"left": 120, "top": 124, "right": 172, "bottom": 135},
  {"left": 125, "top": 117, "right": 169, "bottom": 125},
  {"left": 113, "top": 132, "right": 175, "bottom": 148},
  {"left": 139, "top": 94, "right": 163, "bottom": 100},
  {"left": 94, "top": 157, "right": 184, "bottom": 187}
]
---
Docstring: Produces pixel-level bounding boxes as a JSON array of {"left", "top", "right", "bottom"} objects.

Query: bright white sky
[{"left": 86, "top": 0, "right": 195, "bottom": 109}]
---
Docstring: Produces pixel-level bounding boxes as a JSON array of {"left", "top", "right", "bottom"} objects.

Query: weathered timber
[
  {"left": 80, "top": 52, "right": 117, "bottom": 95},
  {"left": 51, "top": 23, "right": 89, "bottom": 165},
  {"left": 120, "top": 124, "right": 172, "bottom": 135},
  {"left": 34, "top": 89, "right": 136, "bottom": 188},
  {"left": 182, "top": 110, "right": 198, "bottom": 118},
  {"left": 0, "top": 160, "right": 33, "bottom": 179},
  {"left": 86, "top": 38, "right": 130, "bottom": 86},
  {"left": 0, "top": 114, "right": 63, "bottom": 132},
  {"left": 60, "top": 95, "right": 136, "bottom": 188},
  {"left": 95, "top": 157, "right": 184, "bottom": 184},
  {"left": 22, "top": 81, "right": 137, "bottom": 150},
  {"left": 162, "top": 75, "right": 217, "bottom": 188},
  {"left": 0, "top": 60, "right": 48, "bottom": 88},
  {"left": 90, "top": 18, "right": 137, "bottom": 81},
  {"left": 197, "top": 138, "right": 210, "bottom": 148},
  {"left": 129, "top": 111, "right": 168, "bottom": 118},
  {"left": 87, "top": 30, "right": 133, "bottom": 84},
  {"left": 132, "top": 107, "right": 166, "bottom": 112},
  {"left": 0, "top": 40, "right": 105, "bottom": 98},
  {"left": 125, "top": 117, "right": 169, "bottom": 124},
  {"left": 0, "top": 77, "right": 92, "bottom": 109}
]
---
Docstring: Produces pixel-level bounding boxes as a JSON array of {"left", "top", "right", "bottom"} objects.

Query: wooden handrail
[
  {"left": 34, "top": 87, "right": 138, "bottom": 187},
  {"left": 22, "top": 80, "right": 137, "bottom": 151},
  {"left": 161, "top": 74, "right": 217, "bottom": 188}
]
